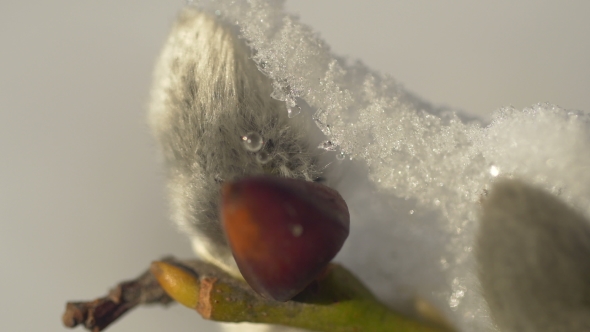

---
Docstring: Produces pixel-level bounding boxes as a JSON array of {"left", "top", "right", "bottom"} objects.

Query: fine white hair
[{"left": 149, "top": 8, "right": 321, "bottom": 277}]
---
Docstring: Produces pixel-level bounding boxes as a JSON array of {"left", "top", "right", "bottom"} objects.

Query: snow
[{"left": 189, "top": 1, "right": 590, "bottom": 330}]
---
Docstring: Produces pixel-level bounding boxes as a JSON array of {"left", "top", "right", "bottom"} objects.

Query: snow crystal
[{"left": 190, "top": 1, "right": 590, "bottom": 331}]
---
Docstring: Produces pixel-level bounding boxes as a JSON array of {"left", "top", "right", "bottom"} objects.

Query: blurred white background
[{"left": 1, "top": 1, "right": 589, "bottom": 331}]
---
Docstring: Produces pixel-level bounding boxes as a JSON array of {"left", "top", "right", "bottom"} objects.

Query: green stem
[{"left": 181, "top": 262, "right": 451, "bottom": 332}]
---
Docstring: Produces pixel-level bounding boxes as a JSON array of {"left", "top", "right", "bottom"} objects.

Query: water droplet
[
  {"left": 242, "top": 132, "right": 263, "bottom": 152},
  {"left": 318, "top": 141, "right": 337, "bottom": 151},
  {"left": 489, "top": 165, "right": 500, "bottom": 177},
  {"left": 287, "top": 104, "right": 301, "bottom": 118},
  {"left": 256, "top": 151, "right": 271, "bottom": 164},
  {"left": 336, "top": 152, "right": 345, "bottom": 161},
  {"left": 290, "top": 224, "right": 303, "bottom": 237}
]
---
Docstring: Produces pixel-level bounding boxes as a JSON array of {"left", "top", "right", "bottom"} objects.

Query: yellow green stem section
[
  {"left": 152, "top": 260, "right": 452, "bottom": 332},
  {"left": 150, "top": 261, "right": 199, "bottom": 308}
]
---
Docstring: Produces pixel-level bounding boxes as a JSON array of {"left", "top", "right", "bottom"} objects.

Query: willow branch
[
  {"left": 153, "top": 259, "right": 453, "bottom": 332},
  {"left": 62, "top": 258, "right": 175, "bottom": 332},
  {"left": 63, "top": 258, "right": 453, "bottom": 332}
]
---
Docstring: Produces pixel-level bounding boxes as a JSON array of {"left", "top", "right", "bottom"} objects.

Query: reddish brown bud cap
[{"left": 221, "top": 176, "right": 350, "bottom": 301}]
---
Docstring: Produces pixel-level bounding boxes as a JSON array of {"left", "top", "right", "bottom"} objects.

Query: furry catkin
[
  {"left": 149, "top": 8, "right": 320, "bottom": 276},
  {"left": 477, "top": 179, "right": 590, "bottom": 332}
]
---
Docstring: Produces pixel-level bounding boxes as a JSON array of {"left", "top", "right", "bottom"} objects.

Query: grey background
[{"left": 1, "top": 1, "right": 589, "bottom": 331}]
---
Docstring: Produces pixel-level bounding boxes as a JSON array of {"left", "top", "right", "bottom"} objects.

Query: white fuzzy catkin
[
  {"left": 149, "top": 9, "right": 321, "bottom": 277},
  {"left": 477, "top": 179, "right": 590, "bottom": 332},
  {"left": 150, "top": 3, "right": 590, "bottom": 332}
]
